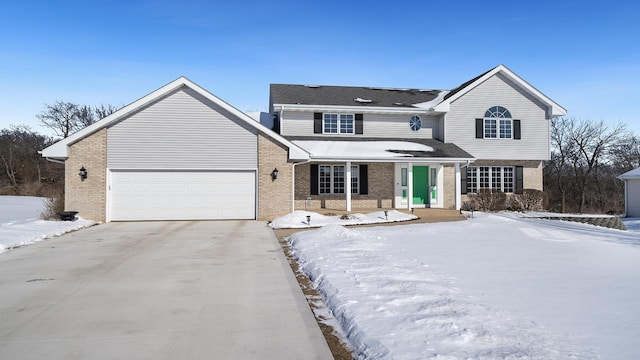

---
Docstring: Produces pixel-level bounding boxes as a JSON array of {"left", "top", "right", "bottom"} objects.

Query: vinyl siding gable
[
  {"left": 281, "top": 110, "right": 437, "bottom": 139},
  {"left": 107, "top": 87, "right": 258, "bottom": 169},
  {"left": 444, "top": 73, "right": 550, "bottom": 160}
]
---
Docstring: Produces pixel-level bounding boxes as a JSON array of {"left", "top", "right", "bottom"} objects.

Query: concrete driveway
[{"left": 0, "top": 221, "right": 332, "bottom": 360}]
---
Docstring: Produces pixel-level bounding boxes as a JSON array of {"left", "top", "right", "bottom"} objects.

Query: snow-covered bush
[{"left": 507, "top": 189, "right": 546, "bottom": 212}]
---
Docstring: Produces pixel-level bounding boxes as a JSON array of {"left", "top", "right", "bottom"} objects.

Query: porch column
[
  {"left": 346, "top": 161, "right": 352, "bottom": 211},
  {"left": 407, "top": 162, "right": 413, "bottom": 210},
  {"left": 455, "top": 163, "right": 461, "bottom": 210}
]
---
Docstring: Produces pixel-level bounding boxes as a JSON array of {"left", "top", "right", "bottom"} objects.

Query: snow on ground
[
  {"left": 269, "top": 209, "right": 417, "bottom": 229},
  {"left": 287, "top": 212, "right": 640, "bottom": 359},
  {"left": 0, "top": 196, "right": 96, "bottom": 253}
]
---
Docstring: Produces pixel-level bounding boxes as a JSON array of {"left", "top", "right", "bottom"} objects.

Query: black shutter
[
  {"left": 461, "top": 166, "right": 468, "bottom": 194},
  {"left": 513, "top": 120, "right": 521, "bottom": 140},
  {"left": 515, "top": 166, "right": 524, "bottom": 191},
  {"left": 310, "top": 164, "right": 319, "bottom": 195},
  {"left": 475, "top": 118, "right": 483, "bottom": 139},
  {"left": 355, "top": 113, "right": 364, "bottom": 134},
  {"left": 314, "top": 113, "right": 323, "bottom": 134},
  {"left": 359, "top": 165, "right": 368, "bottom": 195}
]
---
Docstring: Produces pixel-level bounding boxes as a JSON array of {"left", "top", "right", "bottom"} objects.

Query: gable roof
[
  {"left": 270, "top": 84, "right": 447, "bottom": 111},
  {"left": 435, "top": 64, "right": 567, "bottom": 117},
  {"left": 271, "top": 65, "right": 566, "bottom": 118},
  {"left": 618, "top": 167, "right": 640, "bottom": 180},
  {"left": 41, "top": 77, "right": 309, "bottom": 161}
]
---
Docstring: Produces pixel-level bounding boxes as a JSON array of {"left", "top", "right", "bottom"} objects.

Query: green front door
[{"left": 412, "top": 166, "right": 429, "bottom": 205}]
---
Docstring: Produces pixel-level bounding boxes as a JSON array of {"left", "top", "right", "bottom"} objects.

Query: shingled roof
[{"left": 270, "top": 84, "right": 444, "bottom": 108}]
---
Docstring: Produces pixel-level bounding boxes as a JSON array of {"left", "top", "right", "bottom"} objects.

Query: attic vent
[
  {"left": 354, "top": 97, "right": 373, "bottom": 103},
  {"left": 305, "top": 85, "right": 321, "bottom": 88}
]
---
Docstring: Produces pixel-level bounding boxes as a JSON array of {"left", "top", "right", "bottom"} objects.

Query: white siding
[
  {"left": 627, "top": 179, "right": 640, "bottom": 217},
  {"left": 107, "top": 87, "right": 258, "bottom": 169},
  {"left": 281, "top": 110, "right": 436, "bottom": 139},
  {"left": 444, "top": 73, "right": 550, "bottom": 160}
]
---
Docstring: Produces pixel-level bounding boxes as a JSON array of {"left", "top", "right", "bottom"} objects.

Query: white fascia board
[
  {"left": 40, "top": 77, "right": 310, "bottom": 161},
  {"left": 309, "top": 156, "right": 474, "bottom": 163},
  {"left": 273, "top": 103, "right": 435, "bottom": 115},
  {"left": 434, "top": 65, "right": 568, "bottom": 117}
]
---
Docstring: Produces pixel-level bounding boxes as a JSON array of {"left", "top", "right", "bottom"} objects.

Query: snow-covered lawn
[
  {"left": 0, "top": 196, "right": 96, "bottom": 253},
  {"left": 286, "top": 212, "right": 640, "bottom": 359}
]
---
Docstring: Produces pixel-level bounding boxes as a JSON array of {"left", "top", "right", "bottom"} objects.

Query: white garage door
[{"left": 110, "top": 170, "right": 256, "bottom": 221}]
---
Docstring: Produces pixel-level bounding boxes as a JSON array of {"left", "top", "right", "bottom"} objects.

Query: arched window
[{"left": 483, "top": 106, "right": 512, "bottom": 139}]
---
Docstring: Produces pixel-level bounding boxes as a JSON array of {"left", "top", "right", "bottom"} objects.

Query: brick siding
[
  {"left": 65, "top": 129, "right": 107, "bottom": 222},
  {"left": 294, "top": 162, "right": 394, "bottom": 211},
  {"left": 257, "top": 133, "right": 293, "bottom": 221}
]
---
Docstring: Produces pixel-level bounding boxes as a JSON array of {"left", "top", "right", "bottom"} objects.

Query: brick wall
[
  {"left": 443, "top": 165, "right": 456, "bottom": 209},
  {"left": 294, "top": 162, "right": 394, "bottom": 210},
  {"left": 258, "top": 133, "right": 293, "bottom": 221},
  {"left": 65, "top": 129, "right": 107, "bottom": 222}
]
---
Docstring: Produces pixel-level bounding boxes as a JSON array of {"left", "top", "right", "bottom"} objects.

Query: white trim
[
  {"left": 455, "top": 163, "right": 461, "bottom": 210},
  {"left": 434, "top": 65, "right": 567, "bottom": 117},
  {"left": 272, "top": 103, "right": 435, "bottom": 115},
  {"left": 41, "top": 77, "right": 309, "bottom": 161},
  {"left": 346, "top": 161, "right": 352, "bottom": 211},
  {"left": 308, "top": 156, "right": 473, "bottom": 163}
]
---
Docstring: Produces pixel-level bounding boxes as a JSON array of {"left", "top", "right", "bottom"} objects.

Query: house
[
  {"left": 41, "top": 77, "right": 309, "bottom": 222},
  {"left": 41, "top": 65, "right": 566, "bottom": 222},
  {"left": 269, "top": 64, "right": 566, "bottom": 213},
  {"left": 618, "top": 167, "right": 640, "bottom": 217}
]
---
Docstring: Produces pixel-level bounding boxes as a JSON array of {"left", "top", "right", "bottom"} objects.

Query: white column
[
  {"left": 455, "top": 163, "right": 461, "bottom": 210},
  {"left": 407, "top": 162, "right": 413, "bottom": 210},
  {"left": 346, "top": 161, "right": 352, "bottom": 212}
]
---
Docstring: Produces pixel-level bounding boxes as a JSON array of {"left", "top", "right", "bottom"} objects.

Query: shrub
[
  {"left": 40, "top": 193, "right": 65, "bottom": 220},
  {"left": 468, "top": 189, "right": 507, "bottom": 211},
  {"left": 508, "top": 189, "right": 546, "bottom": 212}
]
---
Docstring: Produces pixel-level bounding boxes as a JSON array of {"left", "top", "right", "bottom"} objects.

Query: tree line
[
  {"left": 0, "top": 102, "right": 119, "bottom": 197},
  {"left": 544, "top": 118, "right": 639, "bottom": 214},
  {"left": 1, "top": 102, "right": 638, "bottom": 214}
]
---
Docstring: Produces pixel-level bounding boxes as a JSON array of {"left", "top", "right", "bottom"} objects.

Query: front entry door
[{"left": 412, "top": 166, "right": 429, "bottom": 206}]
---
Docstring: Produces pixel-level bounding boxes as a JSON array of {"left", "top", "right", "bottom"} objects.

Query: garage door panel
[{"left": 110, "top": 171, "right": 255, "bottom": 221}]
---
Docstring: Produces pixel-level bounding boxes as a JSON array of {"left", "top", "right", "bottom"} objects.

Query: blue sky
[{"left": 1, "top": 0, "right": 638, "bottom": 136}]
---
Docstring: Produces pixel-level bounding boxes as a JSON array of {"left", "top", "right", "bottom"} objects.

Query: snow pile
[
  {"left": 269, "top": 210, "right": 417, "bottom": 229},
  {"left": 0, "top": 196, "right": 96, "bottom": 253},
  {"left": 289, "top": 212, "right": 640, "bottom": 359}
]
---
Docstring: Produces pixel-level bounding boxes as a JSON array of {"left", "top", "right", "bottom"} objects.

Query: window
[
  {"left": 466, "top": 166, "right": 515, "bottom": 193},
  {"left": 323, "top": 113, "right": 354, "bottom": 134},
  {"left": 318, "top": 165, "right": 359, "bottom": 194},
  {"left": 484, "top": 106, "right": 512, "bottom": 139},
  {"left": 409, "top": 115, "right": 422, "bottom": 131}
]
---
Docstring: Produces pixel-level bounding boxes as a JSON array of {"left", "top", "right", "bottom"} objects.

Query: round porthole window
[{"left": 409, "top": 115, "right": 421, "bottom": 131}]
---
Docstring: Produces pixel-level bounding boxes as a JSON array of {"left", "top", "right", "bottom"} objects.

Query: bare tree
[
  {"left": 548, "top": 117, "right": 578, "bottom": 212},
  {"left": 0, "top": 125, "right": 52, "bottom": 192},
  {"left": 546, "top": 117, "right": 634, "bottom": 213},
  {"left": 93, "top": 104, "right": 120, "bottom": 120},
  {"left": 37, "top": 101, "right": 120, "bottom": 138},
  {"left": 570, "top": 120, "right": 630, "bottom": 212}
]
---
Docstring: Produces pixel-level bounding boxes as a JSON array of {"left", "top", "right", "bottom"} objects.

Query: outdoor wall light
[
  {"left": 79, "top": 166, "right": 88, "bottom": 181},
  {"left": 271, "top": 168, "right": 279, "bottom": 181}
]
